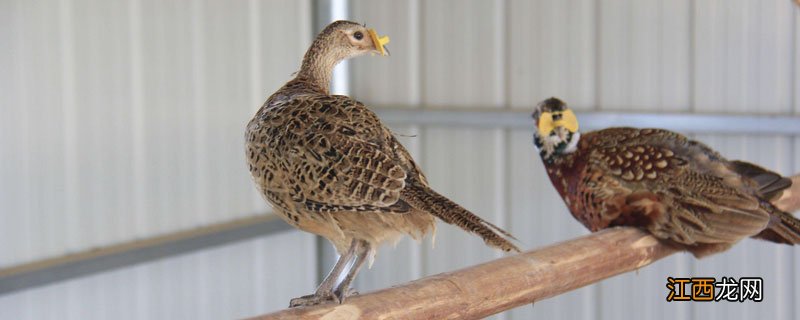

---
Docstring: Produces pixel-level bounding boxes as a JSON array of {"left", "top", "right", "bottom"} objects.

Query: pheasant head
[
  {"left": 296, "top": 20, "right": 390, "bottom": 92},
  {"left": 531, "top": 97, "right": 581, "bottom": 162}
]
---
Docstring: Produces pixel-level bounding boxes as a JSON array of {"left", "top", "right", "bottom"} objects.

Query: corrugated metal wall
[
  {"left": 0, "top": 0, "right": 311, "bottom": 267},
  {"left": 1, "top": 0, "right": 317, "bottom": 318},
  {"left": 1, "top": 0, "right": 799, "bottom": 319}
]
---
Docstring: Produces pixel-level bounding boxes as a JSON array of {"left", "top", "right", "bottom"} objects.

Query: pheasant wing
[
  {"left": 258, "top": 95, "right": 412, "bottom": 213},
  {"left": 583, "top": 128, "right": 769, "bottom": 246}
]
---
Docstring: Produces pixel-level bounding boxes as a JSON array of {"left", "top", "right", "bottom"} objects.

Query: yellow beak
[
  {"left": 368, "top": 29, "right": 390, "bottom": 56},
  {"left": 537, "top": 109, "right": 579, "bottom": 137}
]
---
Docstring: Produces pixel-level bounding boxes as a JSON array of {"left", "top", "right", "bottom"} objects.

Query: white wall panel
[
  {"left": 421, "top": 0, "right": 505, "bottom": 108},
  {"left": 599, "top": 0, "right": 691, "bottom": 111},
  {"left": 63, "top": 0, "right": 138, "bottom": 253},
  {"left": 0, "top": 0, "right": 15, "bottom": 269},
  {"left": 420, "top": 127, "right": 509, "bottom": 319},
  {"left": 752, "top": 0, "right": 795, "bottom": 114},
  {"left": 508, "top": 0, "right": 597, "bottom": 111},
  {"left": 694, "top": 0, "right": 794, "bottom": 113},
  {"left": 420, "top": 127, "right": 507, "bottom": 272},
  {"left": 795, "top": 6, "right": 800, "bottom": 116},
  {"left": 192, "top": 0, "right": 254, "bottom": 226},
  {"left": 0, "top": 0, "right": 309, "bottom": 268},
  {"left": 1, "top": 0, "right": 74, "bottom": 266},
  {"left": 136, "top": 0, "right": 198, "bottom": 238},
  {"left": 350, "top": 0, "right": 421, "bottom": 107},
  {"left": 0, "top": 232, "right": 317, "bottom": 320}
]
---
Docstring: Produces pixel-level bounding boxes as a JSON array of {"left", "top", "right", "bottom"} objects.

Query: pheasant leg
[
  {"left": 288, "top": 239, "right": 358, "bottom": 308},
  {"left": 332, "top": 239, "right": 371, "bottom": 303}
]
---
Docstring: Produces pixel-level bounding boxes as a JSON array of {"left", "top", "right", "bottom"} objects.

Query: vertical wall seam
[
  {"left": 792, "top": 4, "right": 797, "bottom": 115},
  {"left": 657, "top": 0, "right": 663, "bottom": 108},
  {"left": 58, "top": 0, "right": 79, "bottom": 253},
  {"left": 17, "top": 0, "right": 32, "bottom": 264},
  {"left": 502, "top": 0, "right": 511, "bottom": 110},
  {"left": 248, "top": 0, "right": 262, "bottom": 113},
  {"left": 755, "top": 1, "right": 763, "bottom": 111},
  {"left": 593, "top": 0, "right": 601, "bottom": 110},
  {"left": 128, "top": 0, "right": 146, "bottom": 238},
  {"left": 409, "top": 0, "right": 421, "bottom": 107},
  {"left": 688, "top": 0, "right": 696, "bottom": 113},
  {"left": 190, "top": 0, "right": 209, "bottom": 226},
  {"left": 331, "top": 0, "right": 349, "bottom": 95},
  {"left": 248, "top": 0, "right": 266, "bottom": 213},
  {"left": 418, "top": 0, "right": 426, "bottom": 109},
  {"left": 494, "top": 0, "right": 507, "bottom": 109}
]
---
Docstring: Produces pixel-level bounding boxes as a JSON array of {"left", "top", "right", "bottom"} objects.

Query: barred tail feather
[
  {"left": 730, "top": 161, "right": 800, "bottom": 244},
  {"left": 730, "top": 160, "right": 792, "bottom": 201},
  {"left": 403, "top": 184, "right": 520, "bottom": 252},
  {"left": 754, "top": 208, "right": 800, "bottom": 244}
]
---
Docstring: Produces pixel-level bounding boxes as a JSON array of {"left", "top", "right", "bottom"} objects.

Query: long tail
[
  {"left": 402, "top": 184, "right": 520, "bottom": 252},
  {"left": 730, "top": 160, "right": 792, "bottom": 201},
  {"left": 754, "top": 203, "right": 800, "bottom": 244},
  {"left": 728, "top": 160, "right": 800, "bottom": 244}
]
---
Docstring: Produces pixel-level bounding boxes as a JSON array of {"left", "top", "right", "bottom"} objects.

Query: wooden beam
[{"left": 250, "top": 227, "right": 677, "bottom": 320}]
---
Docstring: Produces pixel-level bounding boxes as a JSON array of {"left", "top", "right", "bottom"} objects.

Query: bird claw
[
  {"left": 334, "top": 288, "right": 359, "bottom": 303},
  {"left": 288, "top": 292, "right": 337, "bottom": 308},
  {"left": 288, "top": 289, "right": 358, "bottom": 308}
]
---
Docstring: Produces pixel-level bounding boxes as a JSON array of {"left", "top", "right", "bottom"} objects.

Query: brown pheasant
[
  {"left": 531, "top": 97, "right": 800, "bottom": 258},
  {"left": 246, "top": 21, "right": 518, "bottom": 307}
]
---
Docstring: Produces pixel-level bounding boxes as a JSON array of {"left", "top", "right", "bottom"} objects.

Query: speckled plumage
[
  {"left": 533, "top": 98, "right": 800, "bottom": 257},
  {"left": 246, "top": 21, "right": 517, "bottom": 307},
  {"left": 246, "top": 93, "right": 438, "bottom": 255}
]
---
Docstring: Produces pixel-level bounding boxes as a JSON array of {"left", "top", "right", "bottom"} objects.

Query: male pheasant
[{"left": 531, "top": 97, "right": 800, "bottom": 257}]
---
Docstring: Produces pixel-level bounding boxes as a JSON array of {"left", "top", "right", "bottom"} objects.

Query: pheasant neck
[
  {"left": 535, "top": 131, "right": 582, "bottom": 163},
  {"left": 295, "top": 36, "right": 346, "bottom": 95}
]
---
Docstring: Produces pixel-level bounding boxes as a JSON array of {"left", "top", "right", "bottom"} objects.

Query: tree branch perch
[{"left": 251, "top": 174, "right": 800, "bottom": 319}]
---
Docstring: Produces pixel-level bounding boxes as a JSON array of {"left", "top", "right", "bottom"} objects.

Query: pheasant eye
[{"left": 353, "top": 31, "right": 364, "bottom": 40}]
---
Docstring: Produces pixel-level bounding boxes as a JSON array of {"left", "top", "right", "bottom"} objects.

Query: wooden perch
[{"left": 251, "top": 228, "right": 676, "bottom": 320}]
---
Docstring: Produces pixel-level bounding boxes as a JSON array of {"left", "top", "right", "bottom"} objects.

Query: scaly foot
[
  {"left": 333, "top": 287, "right": 359, "bottom": 304},
  {"left": 288, "top": 292, "right": 337, "bottom": 308}
]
